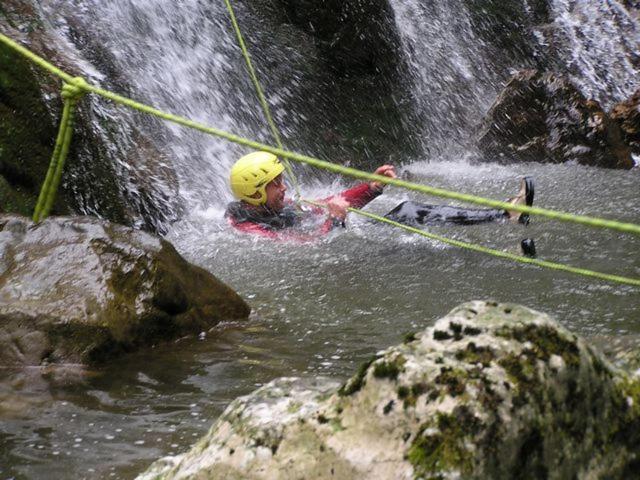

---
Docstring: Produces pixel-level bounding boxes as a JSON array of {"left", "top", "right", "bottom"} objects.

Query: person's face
[{"left": 264, "top": 174, "right": 287, "bottom": 211}]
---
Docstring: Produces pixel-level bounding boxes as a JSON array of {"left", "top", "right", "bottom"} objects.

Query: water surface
[{"left": 1, "top": 159, "right": 638, "bottom": 479}]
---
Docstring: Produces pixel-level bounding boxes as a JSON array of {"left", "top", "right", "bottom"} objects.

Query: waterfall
[
  {"left": 40, "top": 0, "right": 268, "bottom": 218},
  {"left": 389, "top": 0, "right": 640, "bottom": 156},
  {"left": 388, "top": 0, "right": 500, "bottom": 155},
  {"left": 35, "top": 0, "right": 640, "bottom": 225}
]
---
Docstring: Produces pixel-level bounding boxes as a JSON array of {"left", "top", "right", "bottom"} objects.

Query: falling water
[
  {"left": 40, "top": 0, "right": 273, "bottom": 218},
  {"left": 388, "top": 0, "right": 500, "bottom": 154},
  {"left": 389, "top": 0, "right": 640, "bottom": 153}
]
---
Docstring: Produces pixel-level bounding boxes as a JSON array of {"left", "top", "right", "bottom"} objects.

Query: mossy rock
[{"left": 138, "top": 301, "right": 640, "bottom": 480}]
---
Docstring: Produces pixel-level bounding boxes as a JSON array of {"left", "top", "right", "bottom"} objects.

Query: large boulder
[
  {"left": 476, "top": 70, "right": 634, "bottom": 169},
  {"left": 0, "top": 215, "right": 250, "bottom": 366},
  {"left": 138, "top": 301, "right": 640, "bottom": 480},
  {"left": 610, "top": 88, "right": 640, "bottom": 159}
]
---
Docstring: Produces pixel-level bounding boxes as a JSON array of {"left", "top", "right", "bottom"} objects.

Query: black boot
[{"left": 521, "top": 238, "right": 537, "bottom": 258}]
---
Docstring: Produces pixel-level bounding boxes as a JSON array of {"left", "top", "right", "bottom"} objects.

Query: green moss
[
  {"left": 455, "top": 342, "right": 495, "bottom": 367},
  {"left": 497, "top": 353, "right": 541, "bottom": 408},
  {"left": 287, "top": 401, "right": 302, "bottom": 414},
  {"left": 463, "top": 326, "right": 482, "bottom": 336},
  {"left": 407, "top": 412, "right": 473, "bottom": 478},
  {"left": 496, "top": 324, "right": 580, "bottom": 367},
  {"left": 433, "top": 330, "right": 452, "bottom": 341},
  {"left": 373, "top": 355, "right": 406, "bottom": 381},
  {"left": 397, "top": 382, "right": 429, "bottom": 409},
  {"left": 498, "top": 354, "right": 536, "bottom": 385},
  {"left": 374, "top": 361, "right": 401, "bottom": 380},
  {"left": 403, "top": 332, "right": 417, "bottom": 344},
  {"left": 329, "top": 417, "right": 344, "bottom": 432},
  {"left": 412, "top": 383, "right": 428, "bottom": 397},
  {"left": 338, "top": 355, "right": 380, "bottom": 396},
  {"left": 449, "top": 322, "right": 463, "bottom": 340},
  {"left": 435, "top": 367, "right": 468, "bottom": 397},
  {"left": 397, "top": 386, "right": 410, "bottom": 399},
  {"left": 615, "top": 378, "right": 640, "bottom": 448}
]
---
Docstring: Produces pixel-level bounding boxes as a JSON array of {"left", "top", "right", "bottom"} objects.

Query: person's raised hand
[{"left": 370, "top": 164, "right": 397, "bottom": 191}]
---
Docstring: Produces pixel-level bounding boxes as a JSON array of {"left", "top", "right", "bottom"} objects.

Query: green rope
[
  {"left": 33, "top": 98, "right": 71, "bottom": 221},
  {"left": 1, "top": 32, "right": 639, "bottom": 238},
  {"left": 33, "top": 77, "right": 87, "bottom": 222},
  {"left": 218, "top": 11, "right": 639, "bottom": 288},
  {"left": 304, "top": 200, "right": 640, "bottom": 287},
  {"left": 222, "top": 0, "right": 301, "bottom": 200},
  {"left": 352, "top": 208, "right": 640, "bottom": 288}
]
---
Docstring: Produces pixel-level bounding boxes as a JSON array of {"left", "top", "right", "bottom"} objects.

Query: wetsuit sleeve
[{"left": 321, "top": 183, "right": 383, "bottom": 209}]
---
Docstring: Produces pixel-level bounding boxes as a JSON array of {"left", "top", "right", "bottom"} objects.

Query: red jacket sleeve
[{"left": 319, "top": 183, "right": 383, "bottom": 209}]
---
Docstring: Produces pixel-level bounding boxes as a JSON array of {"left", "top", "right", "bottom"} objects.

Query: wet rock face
[
  {"left": 462, "top": 0, "right": 550, "bottom": 71},
  {"left": 0, "top": 0, "right": 182, "bottom": 232},
  {"left": 138, "top": 301, "right": 640, "bottom": 480},
  {"left": 277, "top": 0, "right": 401, "bottom": 77},
  {"left": 476, "top": 70, "right": 634, "bottom": 169},
  {"left": 611, "top": 89, "right": 640, "bottom": 158},
  {"left": 0, "top": 9, "right": 66, "bottom": 218},
  {"left": 237, "top": 0, "right": 421, "bottom": 168},
  {"left": 0, "top": 215, "right": 250, "bottom": 366}
]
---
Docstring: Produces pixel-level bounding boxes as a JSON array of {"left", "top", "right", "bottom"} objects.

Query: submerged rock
[
  {"left": 0, "top": 215, "right": 250, "bottom": 366},
  {"left": 138, "top": 301, "right": 640, "bottom": 480},
  {"left": 476, "top": 70, "right": 634, "bottom": 169}
]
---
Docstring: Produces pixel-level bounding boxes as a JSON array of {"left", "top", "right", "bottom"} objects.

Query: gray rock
[
  {"left": 0, "top": 215, "right": 250, "bottom": 366},
  {"left": 138, "top": 301, "right": 640, "bottom": 479},
  {"left": 476, "top": 70, "right": 634, "bottom": 169}
]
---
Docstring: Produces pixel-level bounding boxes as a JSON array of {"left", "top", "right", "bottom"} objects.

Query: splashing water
[{"left": 2, "top": 2, "right": 640, "bottom": 478}]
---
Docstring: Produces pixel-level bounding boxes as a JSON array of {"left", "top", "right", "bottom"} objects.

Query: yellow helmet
[{"left": 230, "top": 151, "right": 285, "bottom": 206}]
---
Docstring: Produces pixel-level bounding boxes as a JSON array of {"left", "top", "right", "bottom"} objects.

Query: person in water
[{"left": 224, "top": 151, "right": 534, "bottom": 241}]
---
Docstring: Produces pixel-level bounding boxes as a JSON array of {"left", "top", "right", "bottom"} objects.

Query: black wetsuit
[{"left": 384, "top": 201, "right": 508, "bottom": 226}]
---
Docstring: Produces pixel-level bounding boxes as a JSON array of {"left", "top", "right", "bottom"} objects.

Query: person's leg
[
  {"left": 385, "top": 177, "right": 534, "bottom": 226},
  {"left": 385, "top": 201, "right": 506, "bottom": 226}
]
